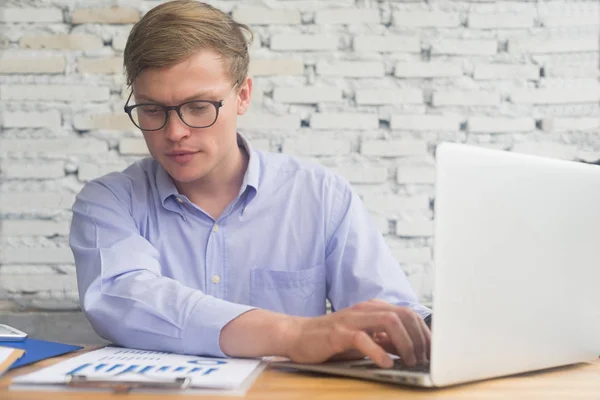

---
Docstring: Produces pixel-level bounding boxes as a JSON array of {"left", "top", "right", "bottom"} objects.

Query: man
[{"left": 70, "top": 0, "right": 431, "bottom": 369}]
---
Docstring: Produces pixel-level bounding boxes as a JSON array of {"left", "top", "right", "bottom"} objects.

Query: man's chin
[
  {"left": 163, "top": 164, "right": 207, "bottom": 184},
  {"left": 169, "top": 171, "right": 207, "bottom": 184}
]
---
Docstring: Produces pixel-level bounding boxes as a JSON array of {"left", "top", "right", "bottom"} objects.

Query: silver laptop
[{"left": 274, "top": 142, "right": 600, "bottom": 387}]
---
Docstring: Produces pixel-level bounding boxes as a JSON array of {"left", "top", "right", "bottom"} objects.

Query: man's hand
[
  {"left": 286, "top": 299, "right": 430, "bottom": 368},
  {"left": 220, "top": 299, "right": 430, "bottom": 369}
]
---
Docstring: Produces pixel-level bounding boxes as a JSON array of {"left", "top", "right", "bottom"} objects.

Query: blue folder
[{"left": 0, "top": 338, "right": 83, "bottom": 370}]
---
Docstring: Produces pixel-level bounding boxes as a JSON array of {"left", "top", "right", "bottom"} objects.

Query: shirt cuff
[
  {"left": 410, "top": 303, "right": 433, "bottom": 320},
  {"left": 181, "top": 296, "right": 256, "bottom": 358}
]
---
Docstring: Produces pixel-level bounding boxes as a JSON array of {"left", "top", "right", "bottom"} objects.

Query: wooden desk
[{"left": 1, "top": 347, "right": 599, "bottom": 399}]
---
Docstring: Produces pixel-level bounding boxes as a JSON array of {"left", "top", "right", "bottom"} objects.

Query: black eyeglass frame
[{"left": 123, "top": 83, "right": 238, "bottom": 131}]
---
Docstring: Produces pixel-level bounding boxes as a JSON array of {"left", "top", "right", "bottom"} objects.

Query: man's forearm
[
  {"left": 219, "top": 309, "right": 433, "bottom": 359},
  {"left": 219, "top": 309, "right": 302, "bottom": 358}
]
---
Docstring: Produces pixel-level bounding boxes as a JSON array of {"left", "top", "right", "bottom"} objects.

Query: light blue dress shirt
[{"left": 70, "top": 135, "right": 431, "bottom": 357}]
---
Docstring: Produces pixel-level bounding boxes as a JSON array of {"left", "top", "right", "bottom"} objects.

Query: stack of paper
[
  {"left": 0, "top": 347, "right": 25, "bottom": 376},
  {"left": 11, "top": 346, "right": 267, "bottom": 396}
]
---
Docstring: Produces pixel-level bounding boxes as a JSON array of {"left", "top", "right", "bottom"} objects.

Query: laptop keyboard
[{"left": 351, "top": 359, "right": 430, "bottom": 373}]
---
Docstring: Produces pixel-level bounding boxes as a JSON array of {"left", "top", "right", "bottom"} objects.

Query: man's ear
[{"left": 236, "top": 77, "right": 253, "bottom": 116}]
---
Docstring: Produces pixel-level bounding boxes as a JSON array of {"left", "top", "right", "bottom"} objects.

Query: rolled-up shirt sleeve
[{"left": 69, "top": 179, "right": 254, "bottom": 357}]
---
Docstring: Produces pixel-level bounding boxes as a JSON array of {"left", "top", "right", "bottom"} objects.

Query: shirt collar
[
  {"left": 237, "top": 133, "right": 260, "bottom": 194},
  {"left": 156, "top": 132, "right": 260, "bottom": 206}
]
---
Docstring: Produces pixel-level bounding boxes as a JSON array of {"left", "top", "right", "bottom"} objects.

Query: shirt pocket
[{"left": 250, "top": 265, "right": 326, "bottom": 317}]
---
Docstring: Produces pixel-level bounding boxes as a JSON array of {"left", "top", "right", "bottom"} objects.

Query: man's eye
[{"left": 141, "top": 106, "right": 160, "bottom": 114}]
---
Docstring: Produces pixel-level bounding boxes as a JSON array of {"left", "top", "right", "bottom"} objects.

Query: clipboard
[
  {"left": 11, "top": 346, "right": 269, "bottom": 396},
  {"left": 66, "top": 374, "right": 192, "bottom": 393}
]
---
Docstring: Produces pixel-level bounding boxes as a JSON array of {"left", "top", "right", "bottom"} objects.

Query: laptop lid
[{"left": 430, "top": 143, "right": 600, "bottom": 387}]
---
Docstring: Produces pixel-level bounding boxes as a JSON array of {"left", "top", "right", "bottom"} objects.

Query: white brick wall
[
  {"left": 71, "top": 7, "right": 140, "bottom": 24},
  {"left": 390, "top": 247, "right": 432, "bottom": 265},
  {"left": 270, "top": 34, "right": 338, "bottom": 51},
  {"left": 473, "top": 64, "right": 540, "bottom": 80},
  {"left": 1, "top": 0, "right": 598, "bottom": 309},
  {"left": 1, "top": 275, "right": 77, "bottom": 293},
  {"left": 396, "top": 220, "right": 435, "bottom": 237},
  {"left": 73, "top": 113, "right": 133, "bottom": 131},
  {"left": 233, "top": 7, "right": 301, "bottom": 25},
  {"left": 0, "top": 248, "right": 75, "bottom": 265},
  {"left": 1, "top": 220, "right": 70, "bottom": 237},
  {"left": 3, "top": 111, "right": 62, "bottom": 129},
  {"left": 354, "top": 36, "right": 420, "bottom": 53},
  {"left": 510, "top": 87, "right": 600, "bottom": 105},
  {"left": 317, "top": 61, "right": 385, "bottom": 78},
  {"left": 468, "top": 13, "right": 534, "bottom": 29},
  {"left": 283, "top": 137, "right": 351, "bottom": 156},
  {"left": 1, "top": 85, "right": 110, "bottom": 102},
  {"left": 393, "top": 11, "right": 460, "bottom": 28},
  {"left": 19, "top": 34, "right": 104, "bottom": 50},
  {"left": 334, "top": 164, "right": 388, "bottom": 184},
  {"left": 1, "top": 161, "right": 65, "bottom": 179},
  {"left": 311, "top": 113, "right": 379, "bottom": 130},
  {"left": 315, "top": 9, "right": 380, "bottom": 25},
  {"left": 432, "top": 39, "right": 497, "bottom": 56},
  {"left": 1, "top": 8, "right": 63, "bottom": 23},
  {"left": 0, "top": 139, "right": 109, "bottom": 156},
  {"left": 361, "top": 139, "right": 428, "bottom": 157},
  {"left": 119, "top": 138, "right": 149, "bottom": 155},
  {"left": 0, "top": 192, "right": 75, "bottom": 214},
  {"left": 432, "top": 91, "right": 500, "bottom": 107},
  {"left": 355, "top": 89, "right": 423, "bottom": 105},
  {"left": 237, "top": 113, "right": 301, "bottom": 130},
  {"left": 539, "top": 2, "right": 599, "bottom": 27},
  {"left": 0, "top": 52, "right": 66, "bottom": 74},
  {"left": 394, "top": 62, "right": 463, "bottom": 78},
  {"left": 391, "top": 115, "right": 462, "bottom": 131},
  {"left": 273, "top": 87, "right": 343, "bottom": 103},
  {"left": 544, "top": 65, "right": 599, "bottom": 78},
  {"left": 78, "top": 162, "right": 129, "bottom": 182},
  {"left": 468, "top": 117, "right": 536, "bottom": 133},
  {"left": 77, "top": 57, "right": 124, "bottom": 74},
  {"left": 249, "top": 59, "right": 304, "bottom": 76},
  {"left": 396, "top": 165, "right": 435, "bottom": 184},
  {"left": 513, "top": 142, "right": 578, "bottom": 160},
  {"left": 363, "top": 193, "right": 430, "bottom": 214},
  {"left": 541, "top": 118, "right": 600, "bottom": 132},
  {"left": 508, "top": 37, "right": 599, "bottom": 54},
  {"left": 112, "top": 35, "right": 128, "bottom": 51}
]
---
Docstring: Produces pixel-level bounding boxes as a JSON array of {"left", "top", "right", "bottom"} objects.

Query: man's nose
[{"left": 164, "top": 110, "right": 191, "bottom": 142}]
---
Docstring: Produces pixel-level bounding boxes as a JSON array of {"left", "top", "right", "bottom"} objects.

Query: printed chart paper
[{"left": 12, "top": 346, "right": 265, "bottom": 392}]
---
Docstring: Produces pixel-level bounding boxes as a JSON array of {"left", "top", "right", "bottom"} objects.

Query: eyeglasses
[{"left": 123, "top": 83, "right": 238, "bottom": 131}]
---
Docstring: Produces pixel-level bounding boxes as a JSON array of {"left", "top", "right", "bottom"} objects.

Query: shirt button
[
  {"left": 211, "top": 275, "right": 221, "bottom": 284},
  {"left": 212, "top": 224, "right": 219, "bottom": 232}
]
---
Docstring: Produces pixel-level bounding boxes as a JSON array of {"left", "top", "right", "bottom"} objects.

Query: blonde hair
[{"left": 123, "top": 0, "right": 253, "bottom": 86}]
